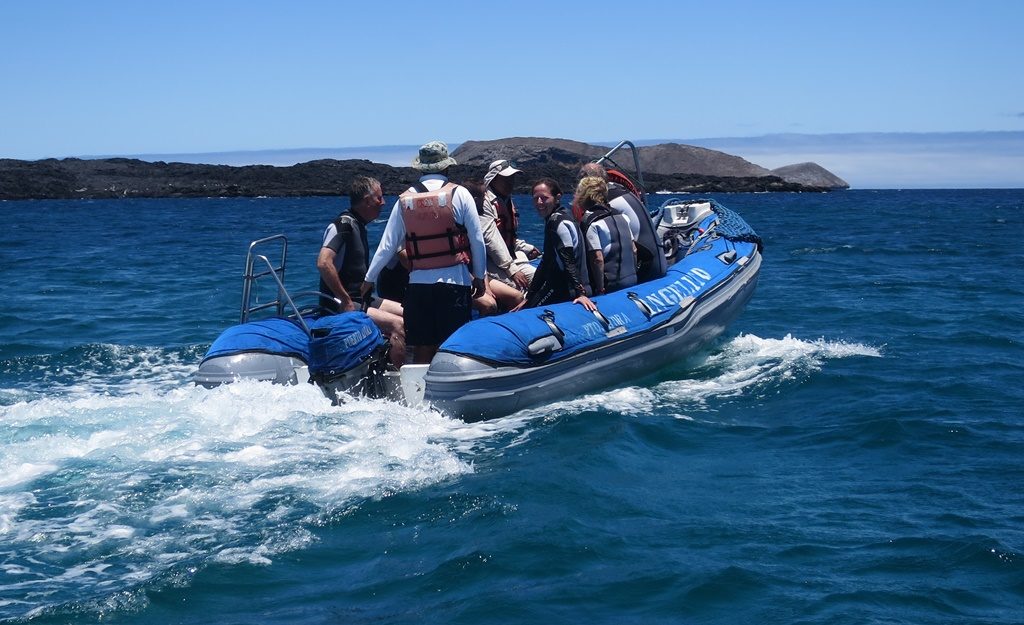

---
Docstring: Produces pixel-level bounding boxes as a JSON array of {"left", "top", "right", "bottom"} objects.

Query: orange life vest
[
  {"left": 399, "top": 182, "right": 471, "bottom": 270},
  {"left": 491, "top": 194, "right": 519, "bottom": 252}
]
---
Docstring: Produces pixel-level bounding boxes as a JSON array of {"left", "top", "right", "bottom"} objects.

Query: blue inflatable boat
[
  {"left": 194, "top": 198, "right": 761, "bottom": 421},
  {"left": 194, "top": 142, "right": 761, "bottom": 421}
]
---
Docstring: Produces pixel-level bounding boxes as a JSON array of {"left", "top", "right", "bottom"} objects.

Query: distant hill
[
  {"left": 453, "top": 138, "right": 608, "bottom": 168},
  {"left": 452, "top": 137, "right": 847, "bottom": 191},
  {"left": 636, "top": 143, "right": 771, "bottom": 178},
  {"left": 770, "top": 162, "right": 849, "bottom": 189}
]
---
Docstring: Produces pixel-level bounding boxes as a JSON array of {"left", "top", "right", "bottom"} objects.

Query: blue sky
[{"left": 2, "top": 1, "right": 1022, "bottom": 187}]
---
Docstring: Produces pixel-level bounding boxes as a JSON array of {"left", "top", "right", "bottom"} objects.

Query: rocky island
[{"left": 0, "top": 137, "right": 848, "bottom": 200}]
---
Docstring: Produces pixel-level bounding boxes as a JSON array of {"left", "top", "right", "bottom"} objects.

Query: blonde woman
[{"left": 575, "top": 176, "right": 638, "bottom": 295}]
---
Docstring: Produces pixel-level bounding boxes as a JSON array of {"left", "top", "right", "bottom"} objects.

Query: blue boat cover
[
  {"left": 440, "top": 234, "right": 758, "bottom": 367},
  {"left": 308, "top": 312, "right": 385, "bottom": 377},
  {"left": 202, "top": 317, "right": 311, "bottom": 363},
  {"left": 201, "top": 312, "right": 384, "bottom": 377}
]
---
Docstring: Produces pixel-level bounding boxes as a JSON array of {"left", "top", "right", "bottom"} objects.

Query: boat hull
[
  {"left": 194, "top": 352, "right": 309, "bottom": 388},
  {"left": 423, "top": 249, "right": 761, "bottom": 421}
]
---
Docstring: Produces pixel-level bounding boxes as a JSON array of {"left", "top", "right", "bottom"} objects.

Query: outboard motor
[
  {"left": 655, "top": 199, "right": 715, "bottom": 265},
  {"left": 194, "top": 311, "right": 394, "bottom": 403},
  {"left": 307, "top": 313, "right": 392, "bottom": 403}
]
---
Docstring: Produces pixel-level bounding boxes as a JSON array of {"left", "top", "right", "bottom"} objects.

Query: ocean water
[{"left": 1, "top": 189, "right": 1022, "bottom": 624}]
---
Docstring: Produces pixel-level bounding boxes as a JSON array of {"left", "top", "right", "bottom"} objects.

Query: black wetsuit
[
  {"left": 525, "top": 207, "right": 590, "bottom": 308},
  {"left": 582, "top": 204, "right": 638, "bottom": 294},
  {"left": 608, "top": 183, "right": 667, "bottom": 282},
  {"left": 319, "top": 211, "right": 370, "bottom": 311}
]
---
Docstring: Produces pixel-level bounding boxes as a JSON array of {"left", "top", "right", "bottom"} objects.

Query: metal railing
[
  {"left": 595, "top": 140, "right": 646, "bottom": 203},
  {"left": 239, "top": 234, "right": 311, "bottom": 336}
]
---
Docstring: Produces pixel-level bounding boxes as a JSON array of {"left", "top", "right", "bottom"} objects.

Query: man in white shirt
[{"left": 362, "top": 141, "right": 486, "bottom": 364}]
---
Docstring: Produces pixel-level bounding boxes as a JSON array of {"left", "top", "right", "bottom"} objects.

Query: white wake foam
[
  {"left": 0, "top": 378, "right": 533, "bottom": 618},
  {"left": 508, "top": 333, "right": 881, "bottom": 421},
  {"left": 656, "top": 333, "right": 881, "bottom": 413}
]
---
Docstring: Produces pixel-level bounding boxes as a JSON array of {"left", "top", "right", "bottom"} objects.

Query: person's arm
[
  {"left": 554, "top": 221, "right": 588, "bottom": 299},
  {"left": 396, "top": 248, "right": 411, "bottom": 271},
  {"left": 316, "top": 247, "right": 355, "bottom": 311},
  {"left": 573, "top": 294, "right": 597, "bottom": 311},
  {"left": 365, "top": 198, "right": 405, "bottom": 285},
  {"left": 522, "top": 256, "right": 544, "bottom": 303},
  {"left": 588, "top": 249, "right": 606, "bottom": 295},
  {"left": 479, "top": 193, "right": 517, "bottom": 274},
  {"left": 509, "top": 267, "right": 529, "bottom": 290},
  {"left": 555, "top": 243, "right": 587, "bottom": 298},
  {"left": 515, "top": 238, "right": 541, "bottom": 260},
  {"left": 584, "top": 224, "right": 606, "bottom": 295},
  {"left": 456, "top": 187, "right": 488, "bottom": 292}
]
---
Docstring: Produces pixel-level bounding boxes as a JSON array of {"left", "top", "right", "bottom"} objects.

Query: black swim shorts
[{"left": 404, "top": 283, "right": 472, "bottom": 347}]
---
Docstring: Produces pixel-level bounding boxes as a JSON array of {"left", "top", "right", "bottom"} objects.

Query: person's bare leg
[
  {"left": 489, "top": 280, "right": 524, "bottom": 312},
  {"left": 375, "top": 298, "right": 404, "bottom": 318},
  {"left": 473, "top": 291, "right": 498, "bottom": 316},
  {"left": 367, "top": 307, "right": 406, "bottom": 368}
]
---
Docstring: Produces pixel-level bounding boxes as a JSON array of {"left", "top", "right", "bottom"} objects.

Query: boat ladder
[{"left": 239, "top": 234, "right": 318, "bottom": 335}]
